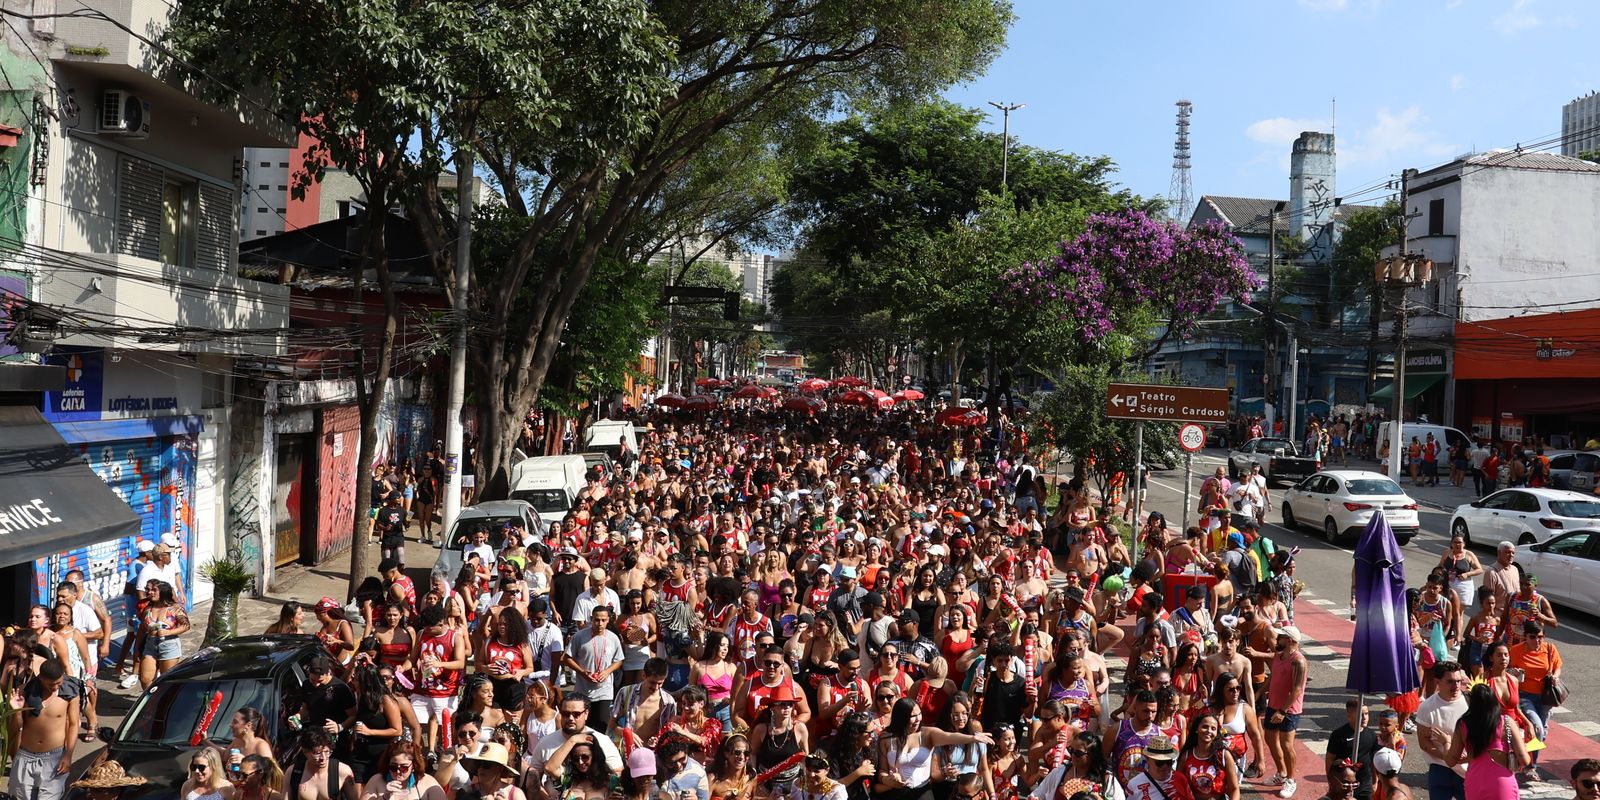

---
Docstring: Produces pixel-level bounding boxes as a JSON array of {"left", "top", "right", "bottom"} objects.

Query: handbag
[{"left": 1542, "top": 675, "right": 1570, "bottom": 707}]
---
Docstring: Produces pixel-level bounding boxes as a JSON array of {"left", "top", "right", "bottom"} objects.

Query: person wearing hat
[
  {"left": 461, "top": 740, "right": 523, "bottom": 799},
  {"left": 70, "top": 758, "right": 148, "bottom": 800},
  {"left": 621, "top": 747, "right": 657, "bottom": 800},
  {"left": 311, "top": 596, "right": 357, "bottom": 662},
  {"left": 1221, "top": 531, "right": 1256, "bottom": 599},
  {"left": 1124, "top": 733, "right": 1181, "bottom": 798},
  {"left": 890, "top": 610, "right": 937, "bottom": 680},
  {"left": 133, "top": 539, "right": 186, "bottom": 609},
  {"left": 1369, "top": 747, "right": 1411, "bottom": 800},
  {"left": 549, "top": 547, "right": 589, "bottom": 634},
  {"left": 826, "top": 569, "right": 866, "bottom": 638},
  {"left": 1261, "top": 624, "right": 1307, "bottom": 798}
]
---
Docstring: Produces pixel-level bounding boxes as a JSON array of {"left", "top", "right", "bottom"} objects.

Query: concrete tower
[{"left": 1288, "top": 131, "right": 1335, "bottom": 241}]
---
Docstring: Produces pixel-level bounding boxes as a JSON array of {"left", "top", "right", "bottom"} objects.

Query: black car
[{"left": 83, "top": 635, "right": 326, "bottom": 799}]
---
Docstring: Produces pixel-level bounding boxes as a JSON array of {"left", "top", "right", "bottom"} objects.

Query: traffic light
[{"left": 724, "top": 291, "right": 740, "bottom": 322}]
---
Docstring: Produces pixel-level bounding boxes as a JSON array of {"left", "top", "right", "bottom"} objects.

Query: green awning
[{"left": 1370, "top": 373, "right": 1445, "bottom": 402}]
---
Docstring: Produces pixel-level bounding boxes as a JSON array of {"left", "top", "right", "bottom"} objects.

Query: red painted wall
[
  {"left": 285, "top": 131, "right": 327, "bottom": 232},
  {"left": 316, "top": 405, "right": 361, "bottom": 562}
]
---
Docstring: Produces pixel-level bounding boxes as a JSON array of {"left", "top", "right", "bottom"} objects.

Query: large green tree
[{"left": 164, "top": 0, "right": 665, "bottom": 591}]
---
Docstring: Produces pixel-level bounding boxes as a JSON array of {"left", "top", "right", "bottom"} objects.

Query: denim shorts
[
  {"left": 1263, "top": 709, "right": 1300, "bottom": 732},
  {"left": 143, "top": 635, "right": 181, "bottom": 661}
]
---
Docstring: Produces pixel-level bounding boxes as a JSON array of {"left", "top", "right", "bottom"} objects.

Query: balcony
[
  {"left": 47, "top": 1, "right": 292, "bottom": 148},
  {"left": 33, "top": 251, "right": 289, "bottom": 357}
]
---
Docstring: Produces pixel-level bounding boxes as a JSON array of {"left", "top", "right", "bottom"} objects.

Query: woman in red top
[
  {"left": 480, "top": 606, "right": 535, "bottom": 723},
  {"left": 1178, "top": 712, "right": 1239, "bottom": 800},
  {"left": 312, "top": 597, "right": 356, "bottom": 664},
  {"left": 938, "top": 605, "right": 976, "bottom": 684},
  {"left": 371, "top": 603, "right": 415, "bottom": 670}
]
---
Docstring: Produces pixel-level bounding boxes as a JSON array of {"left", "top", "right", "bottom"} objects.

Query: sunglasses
[
  {"left": 876, "top": 694, "right": 896, "bottom": 701},
  {"left": 1067, "top": 748, "right": 1089, "bottom": 758},
  {"left": 763, "top": 661, "right": 783, "bottom": 668},
  {"left": 190, "top": 764, "right": 209, "bottom": 773},
  {"left": 1581, "top": 779, "right": 1600, "bottom": 790}
]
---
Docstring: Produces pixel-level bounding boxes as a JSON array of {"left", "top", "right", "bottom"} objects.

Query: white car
[
  {"left": 1449, "top": 487, "right": 1600, "bottom": 547},
  {"left": 1279, "top": 470, "right": 1421, "bottom": 545},
  {"left": 1515, "top": 530, "right": 1600, "bottom": 611}
]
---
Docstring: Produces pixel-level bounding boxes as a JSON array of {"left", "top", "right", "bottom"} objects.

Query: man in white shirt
[
  {"left": 531, "top": 693, "right": 624, "bottom": 781},
  {"left": 1125, "top": 735, "right": 1181, "bottom": 799},
  {"left": 562, "top": 606, "right": 624, "bottom": 731},
  {"left": 1415, "top": 660, "right": 1470, "bottom": 800},
  {"left": 572, "top": 569, "right": 620, "bottom": 626},
  {"left": 525, "top": 599, "right": 565, "bottom": 692},
  {"left": 463, "top": 527, "right": 496, "bottom": 569},
  {"left": 133, "top": 543, "right": 185, "bottom": 607}
]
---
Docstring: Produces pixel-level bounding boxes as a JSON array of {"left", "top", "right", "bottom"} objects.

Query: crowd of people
[{"left": 10, "top": 398, "right": 1600, "bottom": 800}]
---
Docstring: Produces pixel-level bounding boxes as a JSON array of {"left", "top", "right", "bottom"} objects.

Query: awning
[
  {"left": 1369, "top": 373, "right": 1445, "bottom": 403},
  {"left": 0, "top": 406, "right": 140, "bottom": 568}
]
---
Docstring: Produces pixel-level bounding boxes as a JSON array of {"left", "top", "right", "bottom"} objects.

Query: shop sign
[
  {"left": 1535, "top": 339, "right": 1575, "bottom": 360},
  {"left": 1404, "top": 350, "right": 1448, "bottom": 375},
  {"left": 43, "top": 347, "right": 104, "bottom": 422},
  {"left": 1499, "top": 413, "right": 1525, "bottom": 443},
  {"left": 1471, "top": 416, "right": 1493, "bottom": 440}
]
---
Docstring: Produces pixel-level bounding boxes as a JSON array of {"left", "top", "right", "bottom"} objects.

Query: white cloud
[
  {"left": 1342, "top": 106, "right": 1457, "bottom": 164},
  {"left": 1297, "top": 0, "right": 1349, "bottom": 9},
  {"left": 1449, "top": 73, "right": 1467, "bottom": 91},
  {"left": 1246, "top": 117, "right": 1331, "bottom": 147},
  {"left": 1494, "top": 0, "right": 1539, "bottom": 33}
]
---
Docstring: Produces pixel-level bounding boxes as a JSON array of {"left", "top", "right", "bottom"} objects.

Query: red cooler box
[{"left": 1162, "top": 572, "right": 1219, "bottom": 614}]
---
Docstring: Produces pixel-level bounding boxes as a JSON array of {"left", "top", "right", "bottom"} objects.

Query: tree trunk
[{"left": 347, "top": 190, "right": 398, "bottom": 598}]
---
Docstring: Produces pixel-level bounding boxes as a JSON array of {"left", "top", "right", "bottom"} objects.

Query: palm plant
[{"left": 198, "top": 557, "right": 255, "bottom": 646}]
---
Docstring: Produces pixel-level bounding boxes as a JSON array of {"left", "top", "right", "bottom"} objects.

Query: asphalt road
[{"left": 1132, "top": 449, "right": 1600, "bottom": 796}]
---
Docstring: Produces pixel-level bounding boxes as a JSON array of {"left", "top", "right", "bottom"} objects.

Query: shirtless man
[
  {"left": 613, "top": 551, "right": 654, "bottom": 595},
  {"left": 1235, "top": 597, "right": 1276, "bottom": 708},
  {"left": 1204, "top": 626, "right": 1255, "bottom": 707},
  {"left": 9, "top": 659, "right": 78, "bottom": 800},
  {"left": 1066, "top": 534, "right": 1106, "bottom": 589},
  {"left": 295, "top": 730, "right": 358, "bottom": 800},
  {"left": 1013, "top": 560, "right": 1049, "bottom": 610},
  {"left": 613, "top": 657, "right": 676, "bottom": 745}
]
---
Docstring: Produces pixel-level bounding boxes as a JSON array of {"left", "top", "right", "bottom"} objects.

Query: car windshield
[
  {"left": 120, "top": 678, "right": 277, "bottom": 747},
  {"left": 1549, "top": 500, "right": 1600, "bottom": 519},
  {"left": 1346, "top": 479, "right": 1404, "bottom": 496},
  {"left": 448, "top": 518, "right": 519, "bottom": 549},
  {"left": 512, "top": 488, "right": 569, "bottom": 514}
]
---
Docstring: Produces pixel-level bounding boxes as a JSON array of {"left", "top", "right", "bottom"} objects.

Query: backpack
[{"left": 1249, "top": 534, "right": 1277, "bottom": 582}]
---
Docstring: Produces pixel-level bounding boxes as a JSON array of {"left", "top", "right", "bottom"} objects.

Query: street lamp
[
  {"left": 988, "top": 101, "right": 1025, "bottom": 189},
  {"left": 1376, "top": 254, "right": 1434, "bottom": 481}
]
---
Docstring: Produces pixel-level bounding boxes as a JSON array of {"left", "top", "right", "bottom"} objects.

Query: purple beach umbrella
[{"left": 1348, "top": 511, "right": 1420, "bottom": 697}]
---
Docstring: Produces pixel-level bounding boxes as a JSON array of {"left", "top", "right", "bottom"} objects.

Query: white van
[
  {"left": 509, "top": 454, "right": 588, "bottom": 525},
  {"left": 1376, "top": 421, "right": 1471, "bottom": 466},
  {"left": 584, "top": 419, "right": 638, "bottom": 475}
]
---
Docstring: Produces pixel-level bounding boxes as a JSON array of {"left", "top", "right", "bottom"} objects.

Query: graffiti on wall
[{"left": 226, "top": 396, "right": 266, "bottom": 583}]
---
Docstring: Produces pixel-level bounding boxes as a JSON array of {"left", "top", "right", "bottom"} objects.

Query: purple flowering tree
[{"left": 1002, "top": 209, "right": 1257, "bottom": 355}]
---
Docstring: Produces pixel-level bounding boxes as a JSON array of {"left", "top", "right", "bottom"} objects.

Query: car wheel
[
  {"left": 1398, "top": 535, "right": 1413, "bottom": 546},
  {"left": 1324, "top": 517, "right": 1340, "bottom": 544},
  {"left": 1228, "top": 461, "right": 1239, "bottom": 480},
  {"left": 1282, "top": 502, "right": 1297, "bottom": 530},
  {"left": 1451, "top": 519, "right": 1471, "bottom": 548},
  {"left": 1518, "top": 532, "right": 1537, "bottom": 546}
]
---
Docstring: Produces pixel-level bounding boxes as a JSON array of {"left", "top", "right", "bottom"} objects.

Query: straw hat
[
  {"left": 462, "top": 741, "right": 520, "bottom": 776},
  {"left": 71, "top": 760, "right": 149, "bottom": 789}
]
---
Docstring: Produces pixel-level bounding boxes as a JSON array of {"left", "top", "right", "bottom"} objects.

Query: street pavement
[{"left": 1132, "top": 448, "right": 1600, "bottom": 798}]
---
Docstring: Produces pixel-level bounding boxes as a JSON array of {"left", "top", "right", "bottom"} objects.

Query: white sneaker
[
  {"left": 118, "top": 671, "right": 138, "bottom": 689},
  {"left": 1278, "top": 778, "right": 1296, "bottom": 798}
]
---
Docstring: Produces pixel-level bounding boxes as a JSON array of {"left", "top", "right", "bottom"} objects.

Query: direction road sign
[
  {"left": 1105, "top": 382, "right": 1229, "bottom": 424},
  {"left": 1178, "top": 423, "right": 1206, "bottom": 452}
]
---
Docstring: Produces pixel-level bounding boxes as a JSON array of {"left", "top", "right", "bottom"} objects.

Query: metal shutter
[
  {"left": 195, "top": 181, "right": 233, "bottom": 272},
  {"left": 115, "top": 155, "right": 162, "bottom": 261}
]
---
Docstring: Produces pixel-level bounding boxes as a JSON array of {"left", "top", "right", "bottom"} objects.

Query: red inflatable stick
[
  {"left": 440, "top": 707, "right": 453, "bottom": 750},
  {"left": 191, "top": 690, "right": 224, "bottom": 746}
]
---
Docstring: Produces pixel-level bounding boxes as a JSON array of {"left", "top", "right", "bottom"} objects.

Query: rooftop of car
[
  {"left": 159, "top": 634, "right": 321, "bottom": 682},
  {"left": 458, "top": 500, "right": 533, "bottom": 518}
]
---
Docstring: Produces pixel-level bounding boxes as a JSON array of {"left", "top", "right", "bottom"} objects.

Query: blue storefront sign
[{"left": 43, "top": 346, "right": 104, "bottom": 422}]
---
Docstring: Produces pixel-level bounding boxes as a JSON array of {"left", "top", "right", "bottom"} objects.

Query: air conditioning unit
[{"left": 99, "top": 89, "right": 150, "bottom": 138}]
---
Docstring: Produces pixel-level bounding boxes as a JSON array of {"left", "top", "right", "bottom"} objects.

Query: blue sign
[{"left": 44, "top": 347, "right": 103, "bottom": 422}]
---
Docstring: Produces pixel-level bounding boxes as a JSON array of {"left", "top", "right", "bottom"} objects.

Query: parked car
[
  {"left": 579, "top": 450, "right": 615, "bottom": 479},
  {"left": 1546, "top": 450, "right": 1600, "bottom": 491},
  {"left": 1228, "top": 437, "right": 1319, "bottom": 485},
  {"left": 1515, "top": 530, "right": 1600, "bottom": 611},
  {"left": 430, "top": 499, "right": 545, "bottom": 584},
  {"left": 1279, "top": 470, "right": 1420, "bottom": 545},
  {"left": 1450, "top": 487, "right": 1600, "bottom": 547},
  {"left": 87, "top": 635, "right": 325, "bottom": 799},
  {"left": 1205, "top": 424, "right": 1230, "bottom": 449}
]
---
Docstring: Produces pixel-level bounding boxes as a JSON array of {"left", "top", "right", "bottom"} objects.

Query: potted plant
[{"left": 198, "top": 557, "right": 255, "bottom": 646}]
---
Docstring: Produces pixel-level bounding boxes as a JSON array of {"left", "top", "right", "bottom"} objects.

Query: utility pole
[
  {"left": 1263, "top": 201, "right": 1284, "bottom": 430},
  {"left": 1287, "top": 327, "right": 1299, "bottom": 442},
  {"left": 988, "top": 101, "right": 1025, "bottom": 189},
  {"left": 1381, "top": 168, "right": 1429, "bottom": 482},
  {"left": 442, "top": 146, "right": 475, "bottom": 538}
]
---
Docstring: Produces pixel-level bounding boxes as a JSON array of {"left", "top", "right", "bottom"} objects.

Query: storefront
[
  {"left": 40, "top": 348, "right": 214, "bottom": 616},
  {"left": 1370, "top": 349, "right": 1450, "bottom": 423},
  {"left": 1454, "top": 310, "right": 1600, "bottom": 447}
]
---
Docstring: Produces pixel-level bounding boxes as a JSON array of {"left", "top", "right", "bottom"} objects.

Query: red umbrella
[
  {"left": 876, "top": 395, "right": 895, "bottom": 410},
  {"left": 934, "top": 407, "right": 987, "bottom": 427},
  {"left": 781, "top": 396, "right": 826, "bottom": 414},
  {"left": 654, "top": 392, "right": 687, "bottom": 408},
  {"left": 834, "top": 389, "right": 875, "bottom": 406},
  {"left": 682, "top": 394, "right": 721, "bottom": 411},
  {"left": 832, "top": 376, "right": 867, "bottom": 388},
  {"left": 798, "top": 378, "right": 830, "bottom": 393},
  {"left": 894, "top": 389, "right": 925, "bottom": 402},
  {"left": 730, "top": 384, "right": 767, "bottom": 400},
  {"left": 694, "top": 377, "right": 726, "bottom": 389},
  {"left": 762, "top": 386, "right": 782, "bottom": 399}
]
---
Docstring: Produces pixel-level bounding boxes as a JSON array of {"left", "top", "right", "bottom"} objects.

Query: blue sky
[{"left": 945, "top": 0, "right": 1594, "bottom": 208}]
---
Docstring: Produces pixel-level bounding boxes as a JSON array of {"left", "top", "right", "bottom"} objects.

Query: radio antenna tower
[{"left": 1167, "top": 100, "right": 1194, "bottom": 224}]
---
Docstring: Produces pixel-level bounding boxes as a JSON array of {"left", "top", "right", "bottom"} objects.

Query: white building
[
  {"left": 1561, "top": 92, "right": 1600, "bottom": 157},
  {"left": 0, "top": 0, "right": 294, "bottom": 619}
]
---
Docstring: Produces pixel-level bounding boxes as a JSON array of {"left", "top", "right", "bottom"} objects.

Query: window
[
  {"left": 278, "top": 162, "right": 289, "bottom": 168},
  {"left": 258, "top": 184, "right": 268, "bottom": 190},
  {"left": 257, "top": 207, "right": 268, "bottom": 213},
  {"left": 1546, "top": 532, "right": 1592, "bottom": 556},
  {"left": 1510, "top": 493, "right": 1542, "bottom": 513},
  {"left": 160, "top": 179, "right": 198, "bottom": 268},
  {"left": 277, "top": 185, "right": 287, "bottom": 191},
  {"left": 1428, "top": 198, "right": 1444, "bottom": 236},
  {"left": 275, "top": 208, "right": 285, "bottom": 214},
  {"left": 202, "top": 370, "right": 227, "bottom": 409},
  {"left": 259, "top": 161, "right": 271, "bottom": 167},
  {"left": 255, "top": 230, "right": 266, "bottom": 237}
]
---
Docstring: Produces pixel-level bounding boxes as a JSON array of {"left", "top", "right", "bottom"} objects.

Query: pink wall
[
  {"left": 316, "top": 405, "right": 361, "bottom": 562},
  {"left": 285, "top": 130, "right": 325, "bottom": 232}
]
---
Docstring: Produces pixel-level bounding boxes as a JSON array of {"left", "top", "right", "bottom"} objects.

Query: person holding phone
[{"left": 361, "top": 740, "right": 444, "bottom": 800}]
